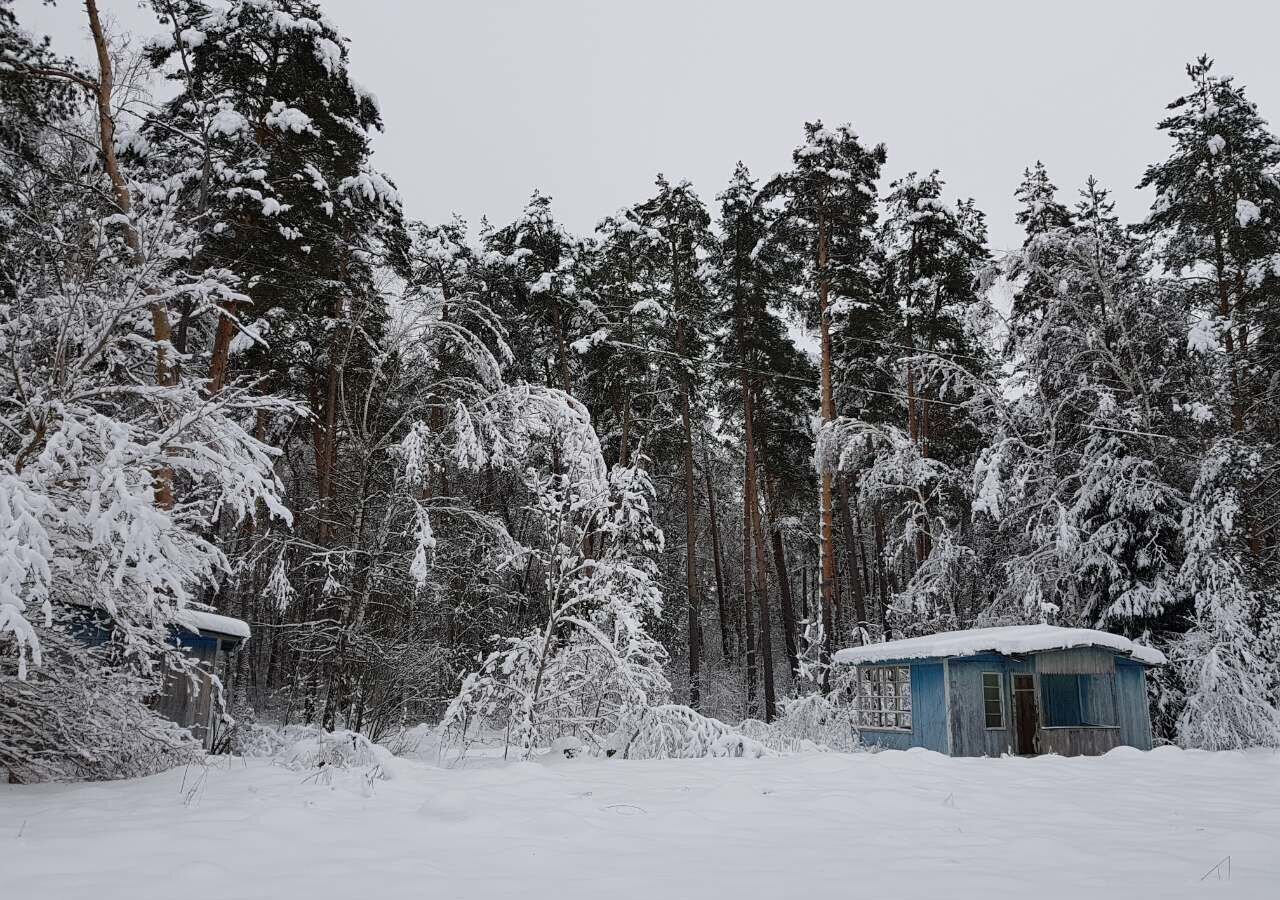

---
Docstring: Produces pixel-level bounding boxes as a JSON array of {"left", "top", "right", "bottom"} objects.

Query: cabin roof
[
  {"left": 833, "top": 624, "right": 1166, "bottom": 667},
  {"left": 175, "top": 609, "right": 251, "bottom": 640}
]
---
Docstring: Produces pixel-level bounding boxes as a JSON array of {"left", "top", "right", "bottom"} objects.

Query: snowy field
[{"left": 4, "top": 747, "right": 1278, "bottom": 899}]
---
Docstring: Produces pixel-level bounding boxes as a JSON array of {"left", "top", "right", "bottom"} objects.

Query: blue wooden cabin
[
  {"left": 73, "top": 607, "right": 250, "bottom": 750},
  {"left": 834, "top": 625, "right": 1165, "bottom": 757}
]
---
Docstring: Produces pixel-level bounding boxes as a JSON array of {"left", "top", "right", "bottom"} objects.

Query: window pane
[
  {"left": 982, "top": 673, "right": 1003, "bottom": 728},
  {"left": 1042, "top": 674, "right": 1084, "bottom": 727},
  {"left": 1079, "top": 674, "right": 1117, "bottom": 726},
  {"left": 853, "top": 666, "right": 913, "bottom": 730}
]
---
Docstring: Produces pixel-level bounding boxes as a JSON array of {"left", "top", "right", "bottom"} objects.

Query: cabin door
[{"left": 1012, "top": 674, "right": 1038, "bottom": 755}]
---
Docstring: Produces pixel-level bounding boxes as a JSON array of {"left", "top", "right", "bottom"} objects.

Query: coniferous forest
[{"left": 4, "top": 0, "right": 1280, "bottom": 789}]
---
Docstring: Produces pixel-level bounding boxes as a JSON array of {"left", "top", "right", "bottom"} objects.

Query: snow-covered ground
[{"left": 4, "top": 746, "right": 1278, "bottom": 899}]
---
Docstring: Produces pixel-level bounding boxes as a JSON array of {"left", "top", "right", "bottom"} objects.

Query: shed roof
[
  {"left": 833, "top": 624, "right": 1166, "bottom": 667},
  {"left": 175, "top": 609, "right": 251, "bottom": 640}
]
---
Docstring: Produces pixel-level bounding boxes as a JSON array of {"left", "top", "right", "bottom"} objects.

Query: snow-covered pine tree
[
  {"left": 1137, "top": 56, "right": 1280, "bottom": 747},
  {"left": 632, "top": 175, "right": 714, "bottom": 709},
  {"left": 483, "top": 191, "right": 591, "bottom": 394},
  {"left": 1138, "top": 55, "right": 1280, "bottom": 438},
  {"left": 1014, "top": 161, "right": 1073, "bottom": 243},
  {"left": 967, "top": 177, "right": 1186, "bottom": 635},
  {"left": 712, "top": 162, "right": 814, "bottom": 702},
  {"left": 1007, "top": 160, "right": 1074, "bottom": 340},
  {"left": 763, "top": 122, "right": 885, "bottom": 686},
  {"left": 819, "top": 171, "right": 991, "bottom": 640},
  {"left": 139, "top": 0, "right": 407, "bottom": 725}
]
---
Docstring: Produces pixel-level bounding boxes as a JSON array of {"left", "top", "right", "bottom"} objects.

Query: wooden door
[{"left": 1012, "top": 674, "right": 1038, "bottom": 755}]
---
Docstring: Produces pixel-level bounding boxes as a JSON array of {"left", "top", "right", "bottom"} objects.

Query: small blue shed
[{"left": 834, "top": 625, "right": 1165, "bottom": 757}]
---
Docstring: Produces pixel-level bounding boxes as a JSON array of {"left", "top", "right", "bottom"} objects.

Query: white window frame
[
  {"left": 981, "top": 671, "right": 1005, "bottom": 730},
  {"left": 854, "top": 665, "right": 912, "bottom": 732}
]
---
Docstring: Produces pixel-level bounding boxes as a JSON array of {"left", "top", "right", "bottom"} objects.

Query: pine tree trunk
[
  {"left": 553, "top": 304, "right": 573, "bottom": 395},
  {"left": 744, "top": 387, "right": 776, "bottom": 721},
  {"left": 678, "top": 321, "right": 702, "bottom": 708},
  {"left": 838, "top": 472, "right": 868, "bottom": 641},
  {"left": 742, "top": 495, "right": 757, "bottom": 717},
  {"left": 816, "top": 218, "right": 838, "bottom": 687},
  {"left": 873, "top": 506, "right": 892, "bottom": 639},
  {"left": 763, "top": 477, "right": 800, "bottom": 676},
  {"left": 84, "top": 0, "right": 177, "bottom": 508},
  {"left": 208, "top": 303, "right": 239, "bottom": 394},
  {"left": 703, "top": 449, "right": 734, "bottom": 664}
]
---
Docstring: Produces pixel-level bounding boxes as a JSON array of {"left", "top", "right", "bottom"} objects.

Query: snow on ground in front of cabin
[{"left": 3, "top": 746, "right": 1279, "bottom": 899}]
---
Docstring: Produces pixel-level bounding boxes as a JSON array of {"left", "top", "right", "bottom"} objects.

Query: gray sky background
[{"left": 16, "top": 0, "right": 1280, "bottom": 253}]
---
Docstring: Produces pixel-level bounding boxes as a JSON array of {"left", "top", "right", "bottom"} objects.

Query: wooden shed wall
[
  {"left": 912, "top": 662, "right": 949, "bottom": 752},
  {"left": 854, "top": 662, "right": 946, "bottom": 752},
  {"left": 154, "top": 636, "right": 219, "bottom": 744},
  {"left": 1115, "top": 659, "right": 1154, "bottom": 750},
  {"left": 947, "top": 655, "right": 1032, "bottom": 757}
]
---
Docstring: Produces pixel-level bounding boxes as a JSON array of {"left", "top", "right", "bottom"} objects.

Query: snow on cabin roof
[
  {"left": 833, "top": 625, "right": 1166, "bottom": 667},
  {"left": 176, "top": 610, "right": 251, "bottom": 640}
]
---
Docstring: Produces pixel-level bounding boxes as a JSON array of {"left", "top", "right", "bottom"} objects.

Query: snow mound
[
  {"left": 230, "top": 725, "right": 397, "bottom": 782},
  {"left": 833, "top": 624, "right": 1166, "bottom": 666},
  {"left": 175, "top": 609, "right": 251, "bottom": 639},
  {"left": 418, "top": 789, "right": 471, "bottom": 822},
  {"left": 540, "top": 735, "right": 586, "bottom": 764}
]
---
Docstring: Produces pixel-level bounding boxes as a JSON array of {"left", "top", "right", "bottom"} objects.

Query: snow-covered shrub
[
  {"left": 379, "top": 723, "right": 442, "bottom": 761},
  {"left": 440, "top": 446, "right": 671, "bottom": 759},
  {"left": 221, "top": 723, "right": 395, "bottom": 782},
  {"left": 764, "top": 692, "right": 863, "bottom": 753},
  {"left": 605, "top": 704, "right": 769, "bottom": 760},
  {"left": 218, "top": 716, "right": 291, "bottom": 760},
  {"left": 0, "top": 632, "right": 201, "bottom": 783},
  {"left": 276, "top": 727, "right": 392, "bottom": 773}
]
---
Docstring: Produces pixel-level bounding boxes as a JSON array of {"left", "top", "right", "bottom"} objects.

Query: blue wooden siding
[
  {"left": 855, "top": 661, "right": 947, "bottom": 752},
  {"left": 911, "top": 663, "right": 948, "bottom": 752},
  {"left": 946, "top": 655, "right": 1030, "bottom": 757},
  {"left": 1115, "top": 659, "right": 1153, "bottom": 750}
]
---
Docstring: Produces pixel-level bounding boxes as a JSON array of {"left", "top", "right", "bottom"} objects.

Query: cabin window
[
  {"left": 981, "top": 672, "right": 1004, "bottom": 728},
  {"left": 854, "top": 665, "right": 912, "bottom": 731},
  {"left": 1040, "top": 673, "right": 1117, "bottom": 727}
]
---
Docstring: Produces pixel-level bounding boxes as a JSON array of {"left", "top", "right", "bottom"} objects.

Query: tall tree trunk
[
  {"left": 762, "top": 477, "right": 799, "bottom": 677},
  {"left": 678, "top": 321, "right": 701, "bottom": 708},
  {"left": 703, "top": 447, "right": 733, "bottom": 664},
  {"left": 872, "top": 506, "right": 892, "bottom": 639},
  {"left": 85, "top": 0, "right": 178, "bottom": 508},
  {"left": 208, "top": 306, "right": 239, "bottom": 394},
  {"left": 742, "top": 492, "right": 757, "bottom": 717},
  {"left": 838, "top": 472, "right": 868, "bottom": 642},
  {"left": 553, "top": 304, "right": 573, "bottom": 395},
  {"left": 816, "top": 218, "right": 838, "bottom": 687},
  {"left": 744, "top": 387, "right": 776, "bottom": 721}
]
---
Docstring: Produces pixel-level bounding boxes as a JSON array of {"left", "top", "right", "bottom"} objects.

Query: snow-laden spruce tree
[
  {"left": 961, "top": 179, "right": 1187, "bottom": 634},
  {"left": 1134, "top": 57, "right": 1280, "bottom": 746},
  {"left": 1170, "top": 442, "right": 1280, "bottom": 749}
]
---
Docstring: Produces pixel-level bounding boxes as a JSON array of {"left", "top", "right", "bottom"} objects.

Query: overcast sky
[{"left": 17, "top": 0, "right": 1280, "bottom": 253}]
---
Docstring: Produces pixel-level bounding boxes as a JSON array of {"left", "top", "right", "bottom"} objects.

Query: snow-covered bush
[
  {"left": 764, "top": 692, "right": 863, "bottom": 753},
  {"left": 605, "top": 704, "right": 769, "bottom": 760},
  {"left": 220, "top": 723, "right": 396, "bottom": 782},
  {"left": 0, "top": 632, "right": 202, "bottom": 783},
  {"left": 439, "top": 428, "right": 670, "bottom": 758}
]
